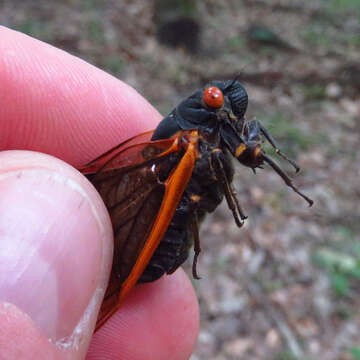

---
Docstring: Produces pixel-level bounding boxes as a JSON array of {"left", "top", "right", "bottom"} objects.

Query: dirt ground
[{"left": 1, "top": 1, "right": 360, "bottom": 359}]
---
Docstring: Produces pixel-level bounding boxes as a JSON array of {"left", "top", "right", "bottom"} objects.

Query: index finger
[{"left": 0, "top": 26, "right": 162, "bottom": 167}]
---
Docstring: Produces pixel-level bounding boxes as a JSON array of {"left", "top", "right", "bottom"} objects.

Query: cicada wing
[
  {"left": 81, "top": 130, "right": 154, "bottom": 172},
  {"left": 95, "top": 162, "right": 166, "bottom": 329},
  {"left": 79, "top": 131, "right": 191, "bottom": 329},
  {"left": 117, "top": 138, "right": 199, "bottom": 304},
  {"left": 80, "top": 130, "right": 176, "bottom": 175},
  {"left": 82, "top": 131, "right": 199, "bottom": 330}
]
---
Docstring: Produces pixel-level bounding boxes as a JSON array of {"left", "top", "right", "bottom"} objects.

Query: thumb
[{"left": 0, "top": 151, "right": 113, "bottom": 359}]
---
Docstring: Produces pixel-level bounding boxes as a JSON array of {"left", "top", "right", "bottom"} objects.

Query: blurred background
[{"left": 1, "top": 0, "right": 359, "bottom": 359}]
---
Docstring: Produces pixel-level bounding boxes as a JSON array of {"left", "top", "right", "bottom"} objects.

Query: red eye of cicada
[{"left": 203, "top": 86, "right": 224, "bottom": 108}]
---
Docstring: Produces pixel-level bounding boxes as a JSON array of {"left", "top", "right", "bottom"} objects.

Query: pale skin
[{"left": 0, "top": 26, "right": 199, "bottom": 360}]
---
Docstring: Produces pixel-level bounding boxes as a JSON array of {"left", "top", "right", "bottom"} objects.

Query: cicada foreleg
[
  {"left": 244, "top": 119, "right": 300, "bottom": 173},
  {"left": 211, "top": 149, "right": 247, "bottom": 227}
]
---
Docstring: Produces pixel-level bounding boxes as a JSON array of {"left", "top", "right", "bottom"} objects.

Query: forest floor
[{"left": 1, "top": 0, "right": 360, "bottom": 359}]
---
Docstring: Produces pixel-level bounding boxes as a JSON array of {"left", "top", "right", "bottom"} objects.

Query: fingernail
[{"left": 0, "top": 167, "right": 106, "bottom": 341}]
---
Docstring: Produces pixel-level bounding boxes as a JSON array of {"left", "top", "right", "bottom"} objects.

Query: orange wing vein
[{"left": 95, "top": 133, "right": 199, "bottom": 330}]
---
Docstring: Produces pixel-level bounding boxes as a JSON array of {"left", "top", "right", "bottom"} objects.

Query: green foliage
[
  {"left": 302, "top": 21, "right": 360, "bottom": 50},
  {"left": 246, "top": 25, "right": 288, "bottom": 56},
  {"left": 102, "top": 54, "right": 125, "bottom": 75},
  {"left": 82, "top": 0, "right": 106, "bottom": 10},
  {"left": 248, "top": 26, "right": 279, "bottom": 43},
  {"left": 14, "top": 20, "right": 50, "bottom": 41},
  {"left": 180, "top": 0, "right": 198, "bottom": 17},
  {"left": 312, "top": 227, "right": 360, "bottom": 298},
  {"left": 331, "top": 272, "right": 350, "bottom": 297},
  {"left": 300, "top": 84, "right": 326, "bottom": 101},
  {"left": 349, "top": 347, "right": 360, "bottom": 360},
  {"left": 262, "top": 112, "right": 324, "bottom": 158},
  {"left": 226, "top": 36, "right": 245, "bottom": 51},
  {"left": 262, "top": 277, "right": 285, "bottom": 293},
  {"left": 345, "top": 34, "right": 360, "bottom": 48},
  {"left": 322, "top": 0, "right": 360, "bottom": 13},
  {"left": 154, "top": 0, "right": 198, "bottom": 18},
  {"left": 274, "top": 350, "right": 298, "bottom": 360},
  {"left": 302, "top": 25, "right": 333, "bottom": 47},
  {"left": 275, "top": 351, "right": 317, "bottom": 360},
  {"left": 334, "top": 225, "right": 356, "bottom": 242},
  {"left": 257, "top": 46, "right": 278, "bottom": 58},
  {"left": 215, "top": 254, "right": 229, "bottom": 270},
  {"left": 87, "top": 17, "right": 105, "bottom": 43}
]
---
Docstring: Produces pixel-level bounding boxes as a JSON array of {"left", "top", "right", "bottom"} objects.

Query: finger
[
  {"left": 0, "top": 26, "right": 162, "bottom": 166},
  {"left": 0, "top": 302, "right": 58, "bottom": 360},
  {"left": 0, "top": 150, "right": 113, "bottom": 359},
  {"left": 0, "top": 27, "right": 201, "bottom": 358},
  {"left": 87, "top": 269, "right": 199, "bottom": 360}
]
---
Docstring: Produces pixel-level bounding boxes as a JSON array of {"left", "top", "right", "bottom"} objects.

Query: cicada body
[{"left": 81, "top": 79, "right": 313, "bottom": 329}]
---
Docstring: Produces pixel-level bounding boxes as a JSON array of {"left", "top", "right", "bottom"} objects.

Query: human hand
[{"left": 0, "top": 26, "right": 199, "bottom": 360}]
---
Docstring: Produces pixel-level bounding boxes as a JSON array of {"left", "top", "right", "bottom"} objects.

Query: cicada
[{"left": 81, "top": 79, "right": 313, "bottom": 329}]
